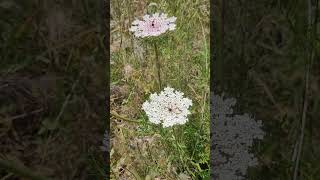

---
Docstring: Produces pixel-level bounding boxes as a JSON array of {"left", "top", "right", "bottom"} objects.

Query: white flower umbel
[
  {"left": 142, "top": 87, "right": 192, "bottom": 128},
  {"left": 211, "top": 92, "right": 265, "bottom": 180},
  {"left": 129, "top": 13, "right": 176, "bottom": 38}
]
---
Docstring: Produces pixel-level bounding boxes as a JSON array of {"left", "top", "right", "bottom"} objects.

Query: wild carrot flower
[
  {"left": 142, "top": 87, "right": 192, "bottom": 128},
  {"left": 211, "top": 92, "right": 265, "bottom": 179},
  {"left": 129, "top": 13, "right": 176, "bottom": 38}
]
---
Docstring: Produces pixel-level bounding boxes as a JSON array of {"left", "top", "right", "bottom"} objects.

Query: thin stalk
[
  {"left": 110, "top": 111, "right": 141, "bottom": 123},
  {"left": 123, "top": 167, "right": 143, "bottom": 180},
  {"left": 154, "top": 42, "right": 162, "bottom": 90},
  {"left": 293, "top": 60, "right": 310, "bottom": 180},
  {"left": 159, "top": 127, "right": 171, "bottom": 158},
  {"left": 293, "top": 0, "right": 314, "bottom": 179},
  {"left": 160, "top": 127, "right": 194, "bottom": 177},
  {"left": 172, "top": 128, "right": 194, "bottom": 177}
]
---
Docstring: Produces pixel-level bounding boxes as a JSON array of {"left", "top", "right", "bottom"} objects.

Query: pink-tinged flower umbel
[{"left": 129, "top": 13, "right": 176, "bottom": 38}]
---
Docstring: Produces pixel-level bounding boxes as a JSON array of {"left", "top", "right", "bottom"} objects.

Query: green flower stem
[
  {"left": 159, "top": 126, "right": 194, "bottom": 177},
  {"left": 172, "top": 127, "right": 193, "bottom": 176},
  {"left": 110, "top": 111, "right": 141, "bottom": 123},
  {"left": 154, "top": 42, "right": 162, "bottom": 90}
]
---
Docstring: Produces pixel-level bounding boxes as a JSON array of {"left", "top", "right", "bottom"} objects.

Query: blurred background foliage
[
  {"left": 0, "top": 0, "right": 107, "bottom": 179},
  {"left": 213, "top": 0, "right": 320, "bottom": 179}
]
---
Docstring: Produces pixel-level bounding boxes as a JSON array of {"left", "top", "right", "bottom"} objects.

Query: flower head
[
  {"left": 142, "top": 87, "right": 192, "bottom": 128},
  {"left": 211, "top": 92, "right": 265, "bottom": 179},
  {"left": 129, "top": 13, "right": 176, "bottom": 38}
]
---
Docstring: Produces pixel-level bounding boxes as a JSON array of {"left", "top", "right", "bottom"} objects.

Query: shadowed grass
[
  {"left": 0, "top": 1, "right": 107, "bottom": 179},
  {"left": 213, "top": 0, "right": 320, "bottom": 179}
]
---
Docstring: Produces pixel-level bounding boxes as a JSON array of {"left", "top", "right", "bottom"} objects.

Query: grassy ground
[
  {"left": 213, "top": 0, "right": 320, "bottom": 179},
  {"left": 110, "top": 0, "right": 210, "bottom": 179},
  {"left": 0, "top": 1, "right": 107, "bottom": 179}
]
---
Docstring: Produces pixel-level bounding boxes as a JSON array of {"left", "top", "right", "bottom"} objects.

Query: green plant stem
[
  {"left": 293, "top": 0, "right": 314, "bottom": 179},
  {"left": 154, "top": 42, "right": 162, "bottom": 90},
  {"left": 172, "top": 127, "right": 194, "bottom": 177},
  {"left": 123, "top": 167, "right": 143, "bottom": 180},
  {"left": 0, "top": 158, "right": 51, "bottom": 180},
  {"left": 110, "top": 111, "right": 141, "bottom": 123}
]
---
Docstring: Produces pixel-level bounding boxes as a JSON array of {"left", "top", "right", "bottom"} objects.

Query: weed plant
[{"left": 110, "top": 0, "right": 210, "bottom": 179}]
